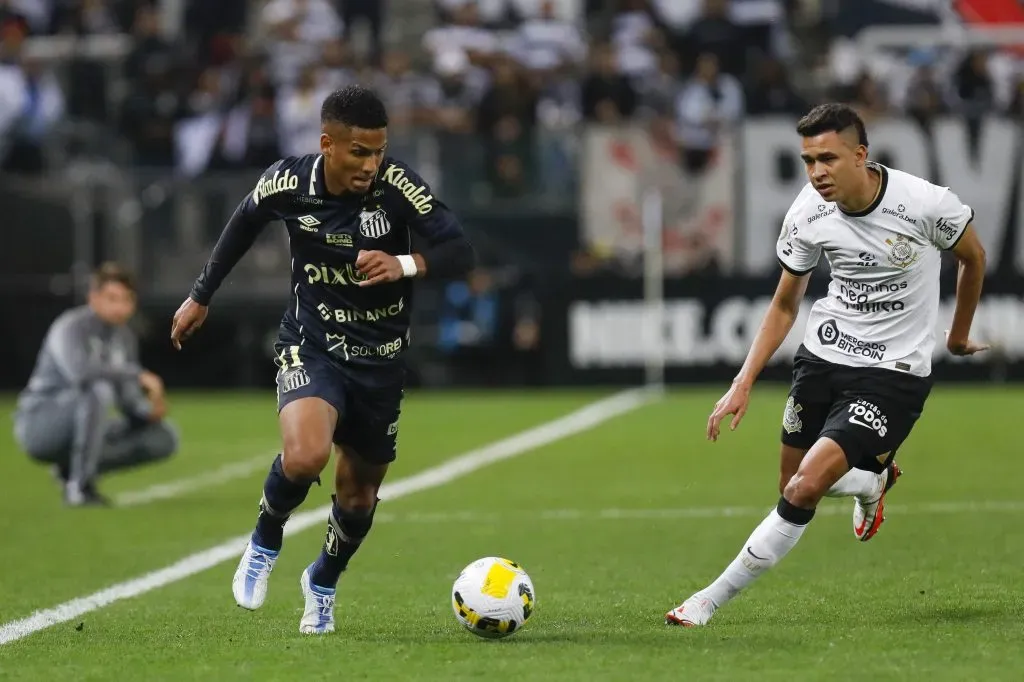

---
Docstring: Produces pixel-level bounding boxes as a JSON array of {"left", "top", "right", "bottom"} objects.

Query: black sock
[
  {"left": 308, "top": 496, "right": 378, "bottom": 589},
  {"left": 251, "top": 454, "right": 317, "bottom": 552},
  {"left": 776, "top": 496, "right": 816, "bottom": 526}
]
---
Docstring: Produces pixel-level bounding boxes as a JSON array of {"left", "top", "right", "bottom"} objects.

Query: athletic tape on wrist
[{"left": 396, "top": 255, "right": 418, "bottom": 277}]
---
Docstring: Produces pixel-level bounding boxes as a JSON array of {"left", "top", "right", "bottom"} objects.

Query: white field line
[
  {"left": 0, "top": 387, "right": 656, "bottom": 646},
  {"left": 113, "top": 455, "right": 273, "bottom": 507},
  {"left": 369, "top": 500, "right": 1024, "bottom": 525}
]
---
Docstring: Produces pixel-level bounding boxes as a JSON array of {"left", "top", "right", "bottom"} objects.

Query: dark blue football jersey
[{"left": 191, "top": 154, "right": 468, "bottom": 379}]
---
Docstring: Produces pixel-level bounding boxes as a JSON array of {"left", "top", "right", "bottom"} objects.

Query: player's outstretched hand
[
  {"left": 170, "top": 297, "right": 209, "bottom": 350},
  {"left": 707, "top": 381, "right": 752, "bottom": 442},
  {"left": 944, "top": 329, "right": 990, "bottom": 356},
  {"left": 356, "top": 250, "right": 403, "bottom": 287}
]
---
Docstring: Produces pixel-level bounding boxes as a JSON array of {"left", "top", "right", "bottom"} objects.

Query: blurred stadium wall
[{"left": 1, "top": 0, "right": 1022, "bottom": 389}]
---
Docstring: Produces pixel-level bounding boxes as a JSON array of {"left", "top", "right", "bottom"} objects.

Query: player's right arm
[
  {"left": 171, "top": 160, "right": 288, "bottom": 349},
  {"left": 734, "top": 269, "right": 812, "bottom": 387},
  {"left": 707, "top": 206, "right": 819, "bottom": 441}
]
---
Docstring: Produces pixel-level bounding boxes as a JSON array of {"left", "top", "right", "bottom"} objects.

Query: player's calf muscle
[
  {"left": 280, "top": 398, "right": 337, "bottom": 478},
  {"left": 334, "top": 447, "right": 386, "bottom": 509}
]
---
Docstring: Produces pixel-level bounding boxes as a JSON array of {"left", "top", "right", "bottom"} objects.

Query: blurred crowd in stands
[
  {"left": 1, "top": 0, "right": 1023, "bottom": 191},
  {"left": 1, "top": 0, "right": 1022, "bottom": 381}
]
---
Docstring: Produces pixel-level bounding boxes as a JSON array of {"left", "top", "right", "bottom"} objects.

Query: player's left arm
[
  {"left": 357, "top": 165, "right": 475, "bottom": 286},
  {"left": 927, "top": 187, "right": 988, "bottom": 355},
  {"left": 946, "top": 223, "right": 988, "bottom": 355},
  {"left": 405, "top": 206, "right": 475, "bottom": 280}
]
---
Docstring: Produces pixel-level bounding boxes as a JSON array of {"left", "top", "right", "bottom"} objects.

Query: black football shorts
[
  {"left": 274, "top": 341, "right": 404, "bottom": 464},
  {"left": 780, "top": 344, "right": 932, "bottom": 473}
]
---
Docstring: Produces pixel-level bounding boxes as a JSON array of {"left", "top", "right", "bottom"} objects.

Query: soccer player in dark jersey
[{"left": 169, "top": 85, "right": 475, "bottom": 634}]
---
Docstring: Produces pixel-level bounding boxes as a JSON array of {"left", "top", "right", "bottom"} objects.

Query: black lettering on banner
[{"left": 565, "top": 283, "right": 1024, "bottom": 371}]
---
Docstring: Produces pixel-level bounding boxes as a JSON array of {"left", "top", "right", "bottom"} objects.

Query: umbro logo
[{"left": 297, "top": 215, "right": 321, "bottom": 232}]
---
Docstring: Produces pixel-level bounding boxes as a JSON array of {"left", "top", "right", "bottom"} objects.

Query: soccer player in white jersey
[{"left": 665, "top": 103, "right": 989, "bottom": 627}]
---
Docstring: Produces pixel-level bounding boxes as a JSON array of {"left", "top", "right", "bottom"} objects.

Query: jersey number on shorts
[{"left": 276, "top": 345, "right": 304, "bottom": 371}]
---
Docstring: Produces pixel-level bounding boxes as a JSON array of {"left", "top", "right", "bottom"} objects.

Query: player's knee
[
  {"left": 782, "top": 472, "right": 825, "bottom": 509},
  {"left": 778, "top": 472, "right": 792, "bottom": 496},
  {"left": 282, "top": 440, "right": 331, "bottom": 480},
  {"left": 335, "top": 486, "right": 378, "bottom": 511},
  {"left": 334, "top": 463, "right": 382, "bottom": 509},
  {"left": 334, "top": 452, "right": 387, "bottom": 508}
]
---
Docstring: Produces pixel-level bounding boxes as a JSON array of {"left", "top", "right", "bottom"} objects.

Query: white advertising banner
[{"left": 569, "top": 294, "right": 1024, "bottom": 369}]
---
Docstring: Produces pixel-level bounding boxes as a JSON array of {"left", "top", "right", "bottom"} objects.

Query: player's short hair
[
  {"left": 320, "top": 85, "right": 389, "bottom": 130},
  {"left": 796, "top": 103, "right": 868, "bottom": 148},
  {"left": 90, "top": 262, "right": 137, "bottom": 293}
]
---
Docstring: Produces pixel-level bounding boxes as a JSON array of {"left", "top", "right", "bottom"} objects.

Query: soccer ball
[{"left": 451, "top": 556, "right": 536, "bottom": 639}]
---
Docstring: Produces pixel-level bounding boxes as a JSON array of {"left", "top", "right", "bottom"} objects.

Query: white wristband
[{"left": 396, "top": 254, "right": 418, "bottom": 277}]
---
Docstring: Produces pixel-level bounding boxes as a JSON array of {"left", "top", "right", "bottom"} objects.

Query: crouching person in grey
[{"left": 14, "top": 263, "right": 178, "bottom": 506}]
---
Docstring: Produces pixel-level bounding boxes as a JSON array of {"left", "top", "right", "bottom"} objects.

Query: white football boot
[
  {"left": 853, "top": 461, "right": 903, "bottom": 542},
  {"left": 299, "top": 566, "right": 336, "bottom": 634},
  {"left": 232, "top": 540, "right": 279, "bottom": 610},
  {"left": 665, "top": 593, "right": 716, "bottom": 627}
]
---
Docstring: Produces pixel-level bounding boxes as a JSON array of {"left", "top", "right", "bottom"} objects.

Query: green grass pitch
[{"left": 0, "top": 386, "right": 1022, "bottom": 681}]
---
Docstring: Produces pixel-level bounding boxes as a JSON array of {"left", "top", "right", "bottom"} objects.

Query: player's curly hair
[
  {"left": 320, "top": 85, "right": 389, "bottom": 129},
  {"left": 796, "top": 103, "right": 868, "bottom": 148}
]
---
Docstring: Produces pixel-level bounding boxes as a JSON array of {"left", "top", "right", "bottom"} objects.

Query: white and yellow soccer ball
[{"left": 451, "top": 556, "right": 536, "bottom": 639}]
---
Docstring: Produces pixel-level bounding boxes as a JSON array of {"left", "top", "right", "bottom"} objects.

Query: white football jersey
[{"left": 776, "top": 163, "right": 974, "bottom": 378}]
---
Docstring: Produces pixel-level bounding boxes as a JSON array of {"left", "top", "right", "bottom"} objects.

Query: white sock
[
  {"left": 825, "top": 468, "right": 882, "bottom": 500},
  {"left": 701, "top": 508, "right": 809, "bottom": 608}
]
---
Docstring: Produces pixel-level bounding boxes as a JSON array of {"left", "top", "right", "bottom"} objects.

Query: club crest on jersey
[
  {"left": 278, "top": 367, "right": 310, "bottom": 394},
  {"left": 782, "top": 396, "right": 803, "bottom": 434},
  {"left": 359, "top": 208, "right": 391, "bottom": 239},
  {"left": 885, "top": 234, "right": 919, "bottom": 268}
]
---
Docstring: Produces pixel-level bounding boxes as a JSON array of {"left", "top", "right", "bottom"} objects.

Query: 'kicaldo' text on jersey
[{"left": 776, "top": 163, "right": 973, "bottom": 378}]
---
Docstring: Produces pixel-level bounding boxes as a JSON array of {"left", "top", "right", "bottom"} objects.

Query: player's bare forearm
[
  {"left": 734, "top": 271, "right": 808, "bottom": 387},
  {"left": 947, "top": 224, "right": 987, "bottom": 345},
  {"left": 949, "top": 252, "right": 985, "bottom": 343},
  {"left": 734, "top": 306, "right": 799, "bottom": 387},
  {"left": 411, "top": 254, "right": 428, "bottom": 276}
]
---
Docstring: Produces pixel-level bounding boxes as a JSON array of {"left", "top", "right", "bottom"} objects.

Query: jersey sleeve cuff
[
  {"left": 778, "top": 258, "right": 815, "bottom": 276},
  {"left": 943, "top": 207, "right": 974, "bottom": 251},
  {"left": 189, "top": 286, "right": 212, "bottom": 306}
]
